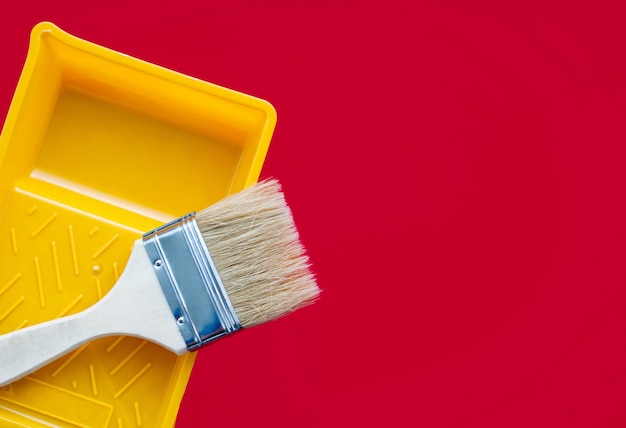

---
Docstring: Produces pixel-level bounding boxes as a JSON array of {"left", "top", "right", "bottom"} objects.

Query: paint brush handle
[
  {"left": 0, "top": 308, "right": 101, "bottom": 386},
  {"left": 0, "top": 242, "right": 187, "bottom": 387}
]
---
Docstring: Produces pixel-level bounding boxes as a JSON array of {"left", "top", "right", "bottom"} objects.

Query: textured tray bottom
[{"left": 0, "top": 188, "right": 182, "bottom": 428}]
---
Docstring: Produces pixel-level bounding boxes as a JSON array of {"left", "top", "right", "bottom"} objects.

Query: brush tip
[{"left": 196, "top": 179, "right": 320, "bottom": 328}]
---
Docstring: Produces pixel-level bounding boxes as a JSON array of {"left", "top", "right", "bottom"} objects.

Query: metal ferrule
[{"left": 142, "top": 213, "right": 241, "bottom": 351}]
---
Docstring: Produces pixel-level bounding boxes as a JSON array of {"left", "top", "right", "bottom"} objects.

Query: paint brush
[{"left": 0, "top": 179, "right": 319, "bottom": 386}]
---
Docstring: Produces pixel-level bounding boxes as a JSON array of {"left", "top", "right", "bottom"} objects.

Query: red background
[{"left": 2, "top": 1, "right": 626, "bottom": 427}]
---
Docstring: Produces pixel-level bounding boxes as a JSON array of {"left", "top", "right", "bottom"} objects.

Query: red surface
[{"left": 2, "top": 1, "right": 626, "bottom": 427}]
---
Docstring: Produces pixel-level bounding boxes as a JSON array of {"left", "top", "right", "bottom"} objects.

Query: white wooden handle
[
  {"left": 0, "top": 306, "right": 104, "bottom": 386},
  {"left": 0, "top": 241, "right": 187, "bottom": 387}
]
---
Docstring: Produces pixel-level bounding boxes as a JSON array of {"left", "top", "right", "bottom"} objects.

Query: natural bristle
[{"left": 196, "top": 179, "right": 320, "bottom": 328}]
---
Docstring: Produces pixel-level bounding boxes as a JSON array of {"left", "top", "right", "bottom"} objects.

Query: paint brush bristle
[{"left": 196, "top": 179, "right": 320, "bottom": 328}]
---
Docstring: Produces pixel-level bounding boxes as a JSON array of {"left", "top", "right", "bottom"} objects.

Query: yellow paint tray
[{"left": 0, "top": 22, "right": 275, "bottom": 427}]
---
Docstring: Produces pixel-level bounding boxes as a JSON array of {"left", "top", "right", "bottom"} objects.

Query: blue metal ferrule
[{"left": 142, "top": 213, "right": 241, "bottom": 351}]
